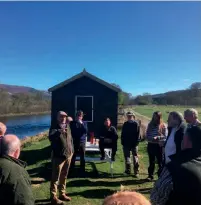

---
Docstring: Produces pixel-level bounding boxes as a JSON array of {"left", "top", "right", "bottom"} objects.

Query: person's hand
[
  {"left": 60, "top": 129, "right": 67, "bottom": 134},
  {"left": 153, "top": 136, "right": 158, "bottom": 140},
  {"left": 158, "top": 131, "right": 162, "bottom": 136}
]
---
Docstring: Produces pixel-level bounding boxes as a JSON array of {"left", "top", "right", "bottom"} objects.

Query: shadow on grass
[
  {"left": 28, "top": 159, "right": 148, "bottom": 185},
  {"left": 69, "top": 188, "right": 114, "bottom": 199},
  {"left": 28, "top": 161, "right": 101, "bottom": 184},
  {"left": 67, "top": 178, "right": 147, "bottom": 187},
  {"left": 28, "top": 162, "right": 52, "bottom": 183},
  {"left": 21, "top": 145, "right": 51, "bottom": 166},
  {"left": 34, "top": 188, "right": 151, "bottom": 204},
  {"left": 35, "top": 199, "right": 51, "bottom": 205},
  {"left": 68, "top": 162, "right": 130, "bottom": 179},
  {"left": 136, "top": 187, "right": 152, "bottom": 194},
  {"left": 35, "top": 189, "right": 114, "bottom": 204}
]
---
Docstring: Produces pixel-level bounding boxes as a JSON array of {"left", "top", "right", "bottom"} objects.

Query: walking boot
[
  {"left": 134, "top": 166, "right": 139, "bottom": 178},
  {"left": 51, "top": 196, "right": 64, "bottom": 205},
  {"left": 59, "top": 194, "right": 72, "bottom": 202},
  {"left": 100, "top": 154, "right": 105, "bottom": 160},
  {"left": 124, "top": 164, "right": 131, "bottom": 175},
  {"left": 146, "top": 175, "right": 154, "bottom": 182},
  {"left": 80, "top": 165, "right": 86, "bottom": 178}
]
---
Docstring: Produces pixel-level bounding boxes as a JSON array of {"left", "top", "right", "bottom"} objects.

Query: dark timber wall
[{"left": 51, "top": 76, "right": 118, "bottom": 136}]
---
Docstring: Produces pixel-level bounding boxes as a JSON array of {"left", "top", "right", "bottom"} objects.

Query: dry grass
[{"left": 21, "top": 131, "right": 49, "bottom": 148}]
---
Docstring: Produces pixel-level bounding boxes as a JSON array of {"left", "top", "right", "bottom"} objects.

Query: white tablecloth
[{"left": 85, "top": 142, "right": 99, "bottom": 152}]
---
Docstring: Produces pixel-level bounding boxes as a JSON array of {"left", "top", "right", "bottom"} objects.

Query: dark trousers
[
  {"left": 99, "top": 138, "right": 117, "bottom": 158},
  {"left": 123, "top": 146, "right": 139, "bottom": 174},
  {"left": 147, "top": 143, "right": 163, "bottom": 178},
  {"left": 71, "top": 142, "right": 86, "bottom": 173}
]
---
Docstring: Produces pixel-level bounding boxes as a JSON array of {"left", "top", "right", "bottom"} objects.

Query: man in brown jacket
[{"left": 49, "top": 111, "right": 74, "bottom": 205}]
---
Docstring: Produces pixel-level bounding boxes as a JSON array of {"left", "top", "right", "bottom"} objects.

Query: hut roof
[{"left": 48, "top": 68, "right": 121, "bottom": 93}]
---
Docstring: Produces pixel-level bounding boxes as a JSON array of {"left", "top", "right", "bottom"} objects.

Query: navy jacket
[
  {"left": 121, "top": 120, "right": 140, "bottom": 147},
  {"left": 70, "top": 120, "right": 88, "bottom": 144}
]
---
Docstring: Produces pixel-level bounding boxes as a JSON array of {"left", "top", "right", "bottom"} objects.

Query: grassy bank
[
  {"left": 0, "top": 111, "right": 50, "bottom": 118},
  {"left": 21, "top": 131, "right": 49, "bottom": 148},
  {"left": 21, "top": 131, "right": 154, "bottom": 205},
  {"left": 132, "top": 105, "right": 201, "bottom": 122}
]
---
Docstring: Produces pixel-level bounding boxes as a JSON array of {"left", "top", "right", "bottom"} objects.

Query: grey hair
[
  {"left": 184, "top": 108, "right": 198, "bottom": 119},
  {"left": 1, "top": 135, "right": 21, "bottom": 156},
  {"left": 169, "top": 111, "right": 184, "bottom": 125}
]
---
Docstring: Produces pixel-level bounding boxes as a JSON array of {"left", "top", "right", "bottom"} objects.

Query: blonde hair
[
  {"left": 169, "top": 111, "right": 184, "bottom": 125},
  {"left": 0, "top": 122, "right": 7, "bottom": 135},
  {"left": 103, "top": 191, "right": 151, "bottom": 205},
  {"left": 184, "top": 108, "right": 198, "bottom": 119}
]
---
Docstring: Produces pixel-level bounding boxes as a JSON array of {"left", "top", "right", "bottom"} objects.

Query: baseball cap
[
  {"left": 58, "top": 111, "right": 68, "bottom": 116},
  {"left": 126, "top": 111, "right": 135, "bottom": 117}
]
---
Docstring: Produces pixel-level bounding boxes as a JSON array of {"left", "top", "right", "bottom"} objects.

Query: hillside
[
  {"left": 0, "top": 84, "right": 51, "bottom": 116},
  {"left": 132, "top": 82, "right": 201, "bottom": 106},
  {"left": 151, "top": 89, "right": 201, "bottom": 106},
  {"left": 0, "top": 84, "right": 51, "bottom": 98}
]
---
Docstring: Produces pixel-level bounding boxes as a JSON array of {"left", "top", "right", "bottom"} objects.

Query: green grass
[
  {"left": 133, "top": 105, "right": 201, "bottom": 122},
  {"left": 21, "top": 133, "right": 154, "bottom": 205}
]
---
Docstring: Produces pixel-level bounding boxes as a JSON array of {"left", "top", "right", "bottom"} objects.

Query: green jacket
[
  {"left": 0, "top": 155, "right": 35, "bottom": 205},
  {"left": 49, "top": 123, "right": 74, "bottom": 159}
]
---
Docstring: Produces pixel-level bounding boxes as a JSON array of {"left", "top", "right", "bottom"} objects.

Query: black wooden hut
[{"left": 48, "top": 69, "right": 121, "bottom": 136}]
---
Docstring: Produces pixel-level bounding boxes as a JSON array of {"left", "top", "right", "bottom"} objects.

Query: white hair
[
  {"left": 0, "top": 122, "right": 6, "bottom": 135},
  {"left": 1, "top": 135, "right": 21, "bottom": 156},
  {"left": 184, "top": 108, "right": 198, "bottom": 119}
]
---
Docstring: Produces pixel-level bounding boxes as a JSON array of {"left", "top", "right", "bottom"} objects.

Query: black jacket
[
  {"left": 0, "top": 155, "right": 35, "bottom": 205},
  {"left": 166, "top": 149, "right": 201, "bottom": 205},
  {"left": 121, "top": 120, "right": 140, "bottom": 147},
  {"left": 49, "top": 123, "right": 74, "bottom": 159},
  {"left": 99, "top": 125, "right": 118, "bottom": 143},
  {"left": 164, "top": 123, "right": 186, "bottom": 160},
  {"left": 186, "top": 124, "right": 201, "bottom": 150}
]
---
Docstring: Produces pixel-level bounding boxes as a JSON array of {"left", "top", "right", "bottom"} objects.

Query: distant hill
[
  {"left": 127, "top": 82, "right": 201, "bottom": 106},
  {"left": 0, "top": 84, "right": 51, "bottom": 98},
  {"left": 0, "top": 84, "right": 51, "bottom": 115},
  {"left": 132, "top": 88, "right": 201, "bottom": 106},
  {"left": 152, "top": 89, "right": 201, "bottom": 106},
  {"left": 0, "top": 84, "right": 37, "bottom": 94}
]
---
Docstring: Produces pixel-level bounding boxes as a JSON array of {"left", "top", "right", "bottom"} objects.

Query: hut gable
[
  {"left": 48, "top": 69, "right": 121, "bottom": 93},
  {"left": 48, "top": 69, "right": 120, "bottom": 134}
]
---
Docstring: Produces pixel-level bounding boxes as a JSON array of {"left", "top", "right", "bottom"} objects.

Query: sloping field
[{"left": 132, "top": 105, "right": 201, "bottom": 122}]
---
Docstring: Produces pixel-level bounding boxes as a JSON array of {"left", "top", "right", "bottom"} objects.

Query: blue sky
[{"left": 0, "top": 2, "right": 200, "bottom": 96}]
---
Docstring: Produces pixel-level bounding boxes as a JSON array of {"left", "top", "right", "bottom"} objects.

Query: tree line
[
  {"left": 114, "top": 82, "right": 201, "bottom": 106},
  {"left": 0, "top": 89, "right": 51, "bottom": 115}
]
